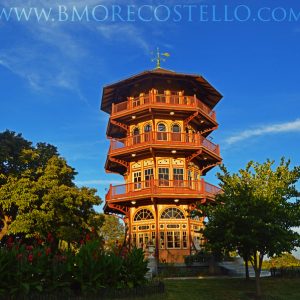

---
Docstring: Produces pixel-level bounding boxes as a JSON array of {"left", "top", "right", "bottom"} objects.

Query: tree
[
  {"left": 99, "top": 215, "right": 125, "bottom": 250},
  {"left": 0, "top": 130, "right": 103, "bottom": 247},
  {"left": 263, "top": 253, "right": 300, "bottom": 269},
  {"left": 201, "top": 158, "right": 300, "bottom": 298}
]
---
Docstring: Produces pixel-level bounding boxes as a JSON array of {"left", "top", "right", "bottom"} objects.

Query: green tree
[
  {"left": 100, "top": 215, "right": 125, "bottom": 250},
  {"left": 263, "top": 253, "right": 300, "bottom": 269},
  {"left": 0, "top": 130, "right": 103, "bottom": 247},
  {"left": 201, "top": 159, "right": 300, "bottom": 298}
]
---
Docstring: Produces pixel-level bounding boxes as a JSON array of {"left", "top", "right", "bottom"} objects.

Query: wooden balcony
[
  {"left": 111, "top": 91, "right": 216, "bottom": 122},
  {"left": 109, "top": 132, "right": 220, "bottom": 158},
  {"left": 105, "top": 179, "right": 221, "bottom": 203}
]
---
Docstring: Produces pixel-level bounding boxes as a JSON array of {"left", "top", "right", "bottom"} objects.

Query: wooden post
[{"left": 154, "top": 201, "right": 160, "bottom": 262}]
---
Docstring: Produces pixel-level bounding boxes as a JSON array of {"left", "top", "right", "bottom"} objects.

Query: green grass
[{"left": 131, "top": 278, "right": 300, "bottom": 300}]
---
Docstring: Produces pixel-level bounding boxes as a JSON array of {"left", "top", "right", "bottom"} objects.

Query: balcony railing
[
  {"left": 110, "top": 132, "right": 220, "bottom": 156},
  {"left": 111, "top": 91, "right": 216, "bottom": 121},
  {"left": 105, "top": 179, "right": 221, "bottom": 201}
]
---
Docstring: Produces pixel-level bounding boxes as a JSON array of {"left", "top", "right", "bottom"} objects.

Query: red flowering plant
[{"left": 0, "top": 232, "right": 149, "bottom": 297}]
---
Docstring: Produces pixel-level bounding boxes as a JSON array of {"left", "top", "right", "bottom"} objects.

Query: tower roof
[{"left": 101, "top": 68, "right": 222, "bottom": 114}]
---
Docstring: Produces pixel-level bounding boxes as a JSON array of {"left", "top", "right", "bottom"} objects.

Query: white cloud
[
  {"left": 0, "top": 0, "right": 151, "bottom": 100},
  {"left": 97, "top": 23, "right": 150, "bottom": 53},
  {"left": 225, "top": 119, "right": 300, "bottom": 145}
]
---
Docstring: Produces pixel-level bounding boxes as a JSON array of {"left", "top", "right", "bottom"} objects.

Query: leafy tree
[
  {"left": 263, "top": 253, "right": 300, "bottom": 269},
  {"left": 0, "top": 130, "right": 103, "bottom": 247},
  {"left": 100, "top": 215, "right": 125, "bottom": 250},
  {"left": 200, "top": 159, "right": 300, "bottom": 297}
]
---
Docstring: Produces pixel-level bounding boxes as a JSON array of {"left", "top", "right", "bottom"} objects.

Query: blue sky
[{"left": 1, "top": 0, "right": 300, "bottom": 210}]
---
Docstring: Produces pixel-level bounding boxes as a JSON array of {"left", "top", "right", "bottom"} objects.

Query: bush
[
  {"left": 0, "top": 237, "right": 149, "bottom": 297},
  {"left": 184, "top": 251, "right": 210, "bottom": 265}
]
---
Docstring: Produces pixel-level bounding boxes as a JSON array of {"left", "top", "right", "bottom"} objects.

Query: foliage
[
  {"left": 184, "top": 250, "right": 210, "bottom": 266},
  {"left": 100, "top": 214, "right": 125, "bottom": 250},
  {"left": 0, "top": 237, "right": 149, "bottom": 297},
  {"left": 263, "top": 253, "right": 300, "bottom": 269},
  {"left": 122, "top": 247, "right": 149, "bottom": 287},
  {"left": 0, "top": 130, "right": 103, "bottom": 247},
  {"left": 199, "top": 158, "right": 300, "bottom": 297}
]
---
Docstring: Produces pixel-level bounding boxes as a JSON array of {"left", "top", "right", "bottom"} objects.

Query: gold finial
[{"left": 151, "top": 47, "right": 170, "bottom": 69}]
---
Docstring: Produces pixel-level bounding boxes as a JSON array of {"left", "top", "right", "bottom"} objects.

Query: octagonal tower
[{"left": 101, "top": 67, "right": 222, "bottom": 263}]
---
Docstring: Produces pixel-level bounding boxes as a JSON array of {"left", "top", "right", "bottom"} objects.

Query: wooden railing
[
  {"left": 110, "top": 132, "right": 220, "bottom": 156},
  {"left": 105, "top": 179, "right": 221, "bottom": 201},
  {"left": 111, "top": 91, "right": 216, "bottom": 121}
]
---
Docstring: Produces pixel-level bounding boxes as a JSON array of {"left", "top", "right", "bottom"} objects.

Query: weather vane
[{"left": 151, "top": 47, "right": 170, "bottom": 69}]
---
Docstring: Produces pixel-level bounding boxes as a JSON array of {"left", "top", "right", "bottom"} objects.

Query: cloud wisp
[
  {"left": 225, "top": 119, "right": 300, "bottom": 145},
  {"left": 0, "top": 0, "right": 152, "bottom": 101}
]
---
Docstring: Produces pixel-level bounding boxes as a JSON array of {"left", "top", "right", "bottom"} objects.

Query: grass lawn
[{"left": 136, "top": 277, "right": 300, "bottom": 300}]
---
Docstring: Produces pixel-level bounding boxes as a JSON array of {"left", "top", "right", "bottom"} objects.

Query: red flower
[
  {"left": 47, "top": 233, "right": 54, "bottom": 243},
  {"left": 7, "top": 236, "right": 14, "bottom": 244},
  {"left": 85, "top": 234, "right": 91, "bottom": 241},
  {"left": 17, "top": 253, "right": 23, "bottom": 260},
  {"left": 45, "top": 247, "right": 51, "bottom": 256},
  {"left": 26, "top": 245, "right": 33, "bottom": 251},
  {"left": 37, "top": 251, "right": 42, "bottom": 257},
  {"left": 80, "top": 239, "right": 84, "bottom": 245},
  {"left": 28, "top": 254, "right": 33, "bottom": 263},
  {"left": 37, "top": 238, "right": 43, "bottom": 245}
]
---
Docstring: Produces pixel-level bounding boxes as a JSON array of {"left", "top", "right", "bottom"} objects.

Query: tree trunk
[
  {"left": 243, "top": 254, "right": 250, "bottom": 280},
  {"left": 254, "top": 269, "right": 262, "bottom": 298},
  {"left": 245, "top": 259, "right": 250, "bottom": 280},
  {"left": 0, "top": 215, "right": 11, "bottom": 241},
  {"left": 250, "top": 251, "right": 263, "bottom": 299}
]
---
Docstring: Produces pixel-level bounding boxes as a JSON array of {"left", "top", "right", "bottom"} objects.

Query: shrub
[{"left": 0, "top": 237, "right": 149, "bottom": 297}]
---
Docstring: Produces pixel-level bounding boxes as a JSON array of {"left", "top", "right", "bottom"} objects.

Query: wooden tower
[{"left": 101, "top": 67, "right": 222, "bottom": 263}]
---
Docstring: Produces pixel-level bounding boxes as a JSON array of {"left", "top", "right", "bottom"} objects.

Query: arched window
[
  {"left": 133, "top": 127, "right": 140, "bottom": 144},
  {"left": 172, "top": 124, "right": 181, "bottom": 133},
  {"left": 144, "top": 124, "right": 152, "bottom": 132},
  {"left": 161, "top": 207, "right": 185, "bottom": 219},
  {"left": 133, "top": 127, "right": 140, "bottom": 135},
  {"left": 144, "top": 124, "right": 152, "bottom": 142},
  {"left": 157, "top": 123, "right": 167, "bottom": 141},
  {"left": 171, "top": 124, "right": 181, "bottom": 142},
  {"left": 134, "top": 209, "right": 154, "bottom": 221}
]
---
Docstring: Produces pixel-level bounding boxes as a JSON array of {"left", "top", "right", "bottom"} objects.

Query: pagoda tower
[{"left": 100, "top": 66, "right": 222, "bottom": 263}]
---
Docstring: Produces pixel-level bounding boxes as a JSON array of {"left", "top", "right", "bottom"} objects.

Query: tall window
[
  {"left": 182, "top": 232, "right": 188, "bottom": 248},
  {"left": 133, "top": 127, "right": 140, "bottom": 144},
  {"left": 171, "top": 124, "right": 181, "bottom": 142},
  {"left": 173, "top": 168, "right": 184, "bottom": 187},
  {"left": 144, "top": 124, "right": 152, "bottom": 142},
  {"left": 144, "top": 168, "right": 154, "bottom": 187},
  {"left": 188, "top": 170, "right": 193, "bottom": 188},
  {"left": 157, "top": 123, "right": 167, "bottom": 141},
  {"left": 194, "top": 171, "right": 199, "bottom": 190},
  {"left": 133, "top": 171, "right": 141, "bottom": 190},
  {"left": 167, "top": 231, "right": 181, "bottom": 249},
  {"left": 160, "top": 232, "right": 165, "bottom": 249},
  {"left": 158, "top": 167, "right": 169, "bottom": 186}
]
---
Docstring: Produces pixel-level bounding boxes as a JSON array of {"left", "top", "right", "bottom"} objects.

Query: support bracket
[
  {"left": 110, "top": 118, "right": 129, "bottom": 132},
  {"left": 109, "top": 157, "right": 129, "bottom": 169},
  {"left": 184, "top": 111, "right": 199, "bottom": 128},
  {"left": 200, "top": 125, "right": 218, "bottom": 136},
  {"left": 107, "top": 203, "right": 130, "bottom": 218},
  {"left": 187, "top": 149, "right": 202, "bottom": 164}
]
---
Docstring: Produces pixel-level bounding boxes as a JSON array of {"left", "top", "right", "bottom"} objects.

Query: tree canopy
[
  {"left": 200, "top": 158, "right": 300, "bottom": 297},
  {"left": 0, "top": 130, "right": 103, "bottom": 246}
]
